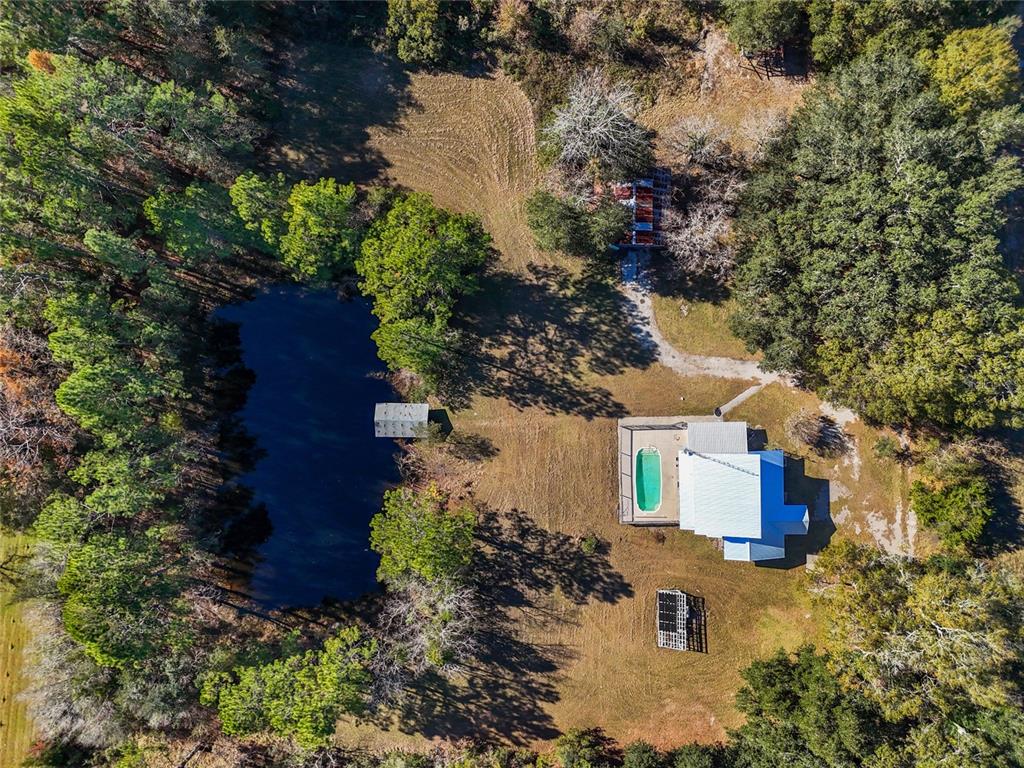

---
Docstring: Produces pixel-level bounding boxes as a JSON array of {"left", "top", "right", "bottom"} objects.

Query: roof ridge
[{"left": 682, "top": 448, "right": 759, "bottom": 477}]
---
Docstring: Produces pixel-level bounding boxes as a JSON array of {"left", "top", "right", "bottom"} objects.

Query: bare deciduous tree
[
  {"left": 0, "top": 325, "right": 75, "bottom": 516},
  {"left": 786, "top": 409, "right": 850, "bottom": 457},
  {"left": 20, "top": 602, "right": 127, "bottom": 748},
  {"left": 544, "top": 69, "right": 652, "bottom": 187},
  {"left": 663, "top": 116, "right": 746, "bottom": 281},
  {"left": 738, "top": 109, "right": 787, "bottom": 163},
  {"left": 567, "top": 8, "right": 602, "bottom": 55},
  {"left": 377, "top": 577, "right": 479, "bottom": 684},
  {"left": 368, "top": 639, "right": 411, "bottom": 709},
  {"left": 0, "top": 386, "right": 74, "bottom": 471}
]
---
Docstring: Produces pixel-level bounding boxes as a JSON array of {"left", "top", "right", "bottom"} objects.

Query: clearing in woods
[
  {"left": 272, "top": 40, "right": 842, "bottom": 750},
  {"left": 641, "top": 26, "right": 808, "bottom": 362},
  {"left": 0, "top": 534, "right": 34, "bottom": 768}
]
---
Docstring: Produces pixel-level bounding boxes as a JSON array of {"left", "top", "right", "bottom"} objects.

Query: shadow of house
[
  {"left": 427, "top": 408, "right": 453, "bottom": 437},
  {"left": 756, "top": 455, "right": 835, "bottom": 570},
  {"left": 747, "top": 427, "right": 768, "bottom": 452},
  {"left": 444, "top": 264, "right": 658, "bottom": 418},
  {"left": 387, "top": 507, "right": 633, "bottom": 743}
]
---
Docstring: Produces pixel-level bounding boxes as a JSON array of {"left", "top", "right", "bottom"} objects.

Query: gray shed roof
[
  {"left": 374, "top": 402, "right": 429, "bottom": 438},
  {"left": 687, "top": 421, "right": 748, "bottom": 454}
]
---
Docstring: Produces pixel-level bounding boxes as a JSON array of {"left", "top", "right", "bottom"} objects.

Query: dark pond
[{"left": 217, "top": 285, "right": 400, "bottom": 607}]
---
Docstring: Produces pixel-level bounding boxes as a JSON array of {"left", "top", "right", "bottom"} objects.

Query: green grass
[
  {"left": 0, "top": 534, "right": 34, "bottom": 768},
  {"left": 650, "top": 294, "right": 757, "bottom": 360}
]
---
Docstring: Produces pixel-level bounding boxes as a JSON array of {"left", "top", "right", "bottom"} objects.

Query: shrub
[
  {"left": 387, "top": 0, "right": 448, "bottom": 65},
  {"left": 873, "top": 435, "right": 900, "bottom": 460},
  {"left": 922, "top": 22, "right": 1021, "bottom": 118},
  {"left": 586, "top": 194, "right": 631, "bottom": 255},
  {"left": 526, "top": 190, "right": 586, "bottom": 253},
  {"left": 723, "top": 0, "right": 804, "bottom": 53},
  {"left": 623, "top": 741, "right": 663, "bottom": 768},
  {"left": 669, "top": 745, "right": 720, "bottom": 768},
  {"left": 525, "top": 189, "right": 628, "bottom": 258},
  {"left": 911, "top": 469, "right": 993, "bottom": 554},
  {"left": 555, "top": 728, "right": 610, "bottom": 768}
]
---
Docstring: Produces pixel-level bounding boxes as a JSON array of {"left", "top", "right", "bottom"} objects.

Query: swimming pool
[{"left": 635, "top": 447, "right": 662, "bottom": 513}]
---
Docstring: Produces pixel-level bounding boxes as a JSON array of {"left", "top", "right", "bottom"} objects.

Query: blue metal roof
[
  {"left": 723, "top": 451, "right": 808, "bottom": 561},
  {"left": 679, "top": 448, "right": 809, "bottom": 562}
]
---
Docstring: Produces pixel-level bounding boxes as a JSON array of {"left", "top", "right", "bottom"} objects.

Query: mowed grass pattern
[
  {"left": 0, "top": 534, "right": 34, "bottom": 768},
  {"left": 456, "top": 396, "right": 814, "bottom": 747},
  {"left": 366, "top": 69, "right": 548, "bottom": 273},
  {"left": 274, "top": 47, "right": 822, "bottom": 748}
]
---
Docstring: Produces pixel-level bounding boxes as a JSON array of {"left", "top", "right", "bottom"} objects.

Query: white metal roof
[
  {"left": 374, "top": 402, "right": 429, "bottom": 438},
  {"left": 724, "top": 538, "right": 785, "bottom": 561},
  {"left": 678, "top": 450, "right": 762, "bottom": 539},
  {"left": 687, "top": 421, "right": 748, "bottom": 454}
]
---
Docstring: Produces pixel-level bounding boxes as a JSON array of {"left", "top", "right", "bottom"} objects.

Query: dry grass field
[
  {"left": 0, "top": 534, "right": 34, "bottom": 768},
  {"left": 275, "top": 37, "right": 852, "bottom": 750}
]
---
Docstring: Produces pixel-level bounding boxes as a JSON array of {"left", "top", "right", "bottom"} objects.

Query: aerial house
[{"left": 618, "top": 417, "right": 809, "bottom": 562}]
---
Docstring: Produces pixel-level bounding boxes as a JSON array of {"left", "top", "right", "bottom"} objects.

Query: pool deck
[{"left": 617, "top": 415, "right": 720, "bottom": 525}]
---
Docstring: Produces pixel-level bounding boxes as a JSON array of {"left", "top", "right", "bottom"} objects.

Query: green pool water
[{"left": 635, "top": 448, "right": 662, "bottom": 512}]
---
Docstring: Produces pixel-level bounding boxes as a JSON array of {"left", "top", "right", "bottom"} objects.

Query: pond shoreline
[{"left": 213, "top": 284, "right": 402, "bottom": 609}]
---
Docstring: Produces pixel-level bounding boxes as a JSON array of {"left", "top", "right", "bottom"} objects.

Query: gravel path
[{"left": 619, "top": 258, "right": 856, "bottom": 422}]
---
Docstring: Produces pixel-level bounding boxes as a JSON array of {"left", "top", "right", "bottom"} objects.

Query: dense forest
[{"left": 0, "top": 1, "right": 1021, "bottom": 767}]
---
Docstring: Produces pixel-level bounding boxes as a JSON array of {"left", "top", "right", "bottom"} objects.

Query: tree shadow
[
  {"left": 977, "top": 429, "right": 1024, "bottom": 556},
  {"left": 756, "top": 455, "right": 835, "bottom": 570},
  {"left": 382, "top": 506, "right": 633, "bottom": 743},
  {"left": 648, "top": 251, "right": 732, "bottom": 305},
  {"left": 262, "top": 35, "right": 416, "bottom": 183},
  {"left": 445, "top": 430, "right": 499, "bottom": 462},
  {"left": 440, "top": 263, "right": 658, "bottom": 418},
  {"left": 194, "top": 318, "right": 273, "bottom": 559},
  {"left": 475, "top": 508, "right": 634, "bottom": 607}
]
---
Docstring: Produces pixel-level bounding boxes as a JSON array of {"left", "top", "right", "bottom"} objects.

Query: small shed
[{"left": 374, "top": 403, "right": 429, "bottom": 438}]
